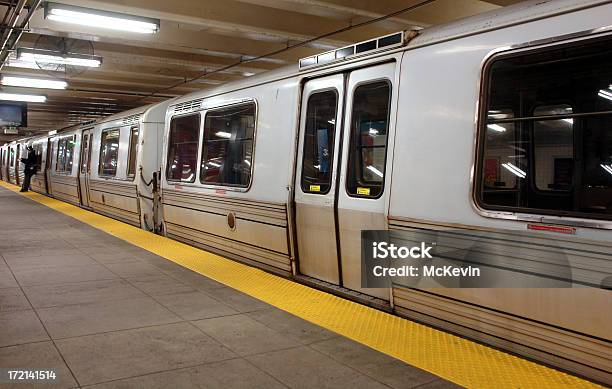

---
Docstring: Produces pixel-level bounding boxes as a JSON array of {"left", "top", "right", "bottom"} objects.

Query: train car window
[
  {"left": 478, "top": 37, "right": 612, "bottom": 220},
  {"left": 99, "top": 129, "right": 120, "bottom": 177},
  {"left": 9, "top": 148, "right": 14, "bottom": 167},
  {"left": 167, "top": 114, "right": 200, "bottom": 182},
  {"left": 200, "top": 103, "right": 255, "bottom": 187},
  {"left": 34, "top": 144, "right": 43, "bottom": 171},
  {"left": 64, "top": 136, "right": 75, "bottom": 173},
  {"left": 127, "top": 127, "right": 139, "bottom": 178},
  {"left": 300, "top": 90, "right": 337, "bottom": 194},
  {"left": 80, "top": 135, "right": 88, "bottom": 174},
  {"left": 56, "top": 139, "right": 66, "bottom": 172},
  {"left": 346, "top": 81, "right": 391, "bottom": 198}
]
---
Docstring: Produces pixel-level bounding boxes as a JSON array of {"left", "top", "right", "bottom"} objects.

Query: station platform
[{"left": 0, "top": 183, "right": 600, "bottom": 389}]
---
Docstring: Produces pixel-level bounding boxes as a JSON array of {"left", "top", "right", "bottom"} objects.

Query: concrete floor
[{"left": 0, "top": 186, "right": 459, "bottom": 389}]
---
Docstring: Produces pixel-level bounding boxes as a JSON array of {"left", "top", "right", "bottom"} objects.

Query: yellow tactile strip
[{"left": 0, "top": 181, "right": 602, "bottom": 389}]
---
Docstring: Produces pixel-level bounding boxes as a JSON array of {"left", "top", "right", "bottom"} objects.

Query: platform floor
[{"left": 0, "top": 186, "right": 461, "bottom": 388}]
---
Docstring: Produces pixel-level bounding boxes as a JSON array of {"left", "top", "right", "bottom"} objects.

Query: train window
[
  {"left": 478, "top": 37, "right": 612, "bottom": 220},
  {"left": 9, "top": 148, "right": 14, "bottom": 167},
  {"left": 200, "top": 102, "right": 255, "bottom": 187},
  {"left": 99, "top": 129, "right": 120, "bottom": 177},
  {"left": 65, "top": 136, "right": 75, "bottom": 173},
  {"left": 56, "top": 139, "right": 66, "bottom": 172},
  {"left": 300, "top": 90, "right": 337, "bottom": 194},
  {"left": 33, "top": 144, "right": 43, "bottom": 171},
  {"left": 167, "top": 114, "right": 200, "bottom": 182},
  {"left": 127, "top": 127, "right": 139, "bottom": 178},
  {"left": 346, "top": 80, "right": 391, "bottom": 198},
  {"left": 80, "top": 134, "right": 88, "bottom": 174}
]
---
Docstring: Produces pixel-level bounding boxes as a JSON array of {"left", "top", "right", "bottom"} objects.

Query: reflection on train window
[
  {"left": 99, "top": 129, "right": 120, "bottom": 177},
  {"left": 346, "top": 81, "right": 391, "bottom": 198},
  {"left": 33, "top": 144, "right": 43, "bottom": 171},
  {"left": 80, "top": 134, "right": 88, "bottom": 174},
  {"left": 533, "top": 105, "right": 574, "bottom": 192},
  {"left": 127, "top": 127, "right": 139, "bottom": 178},
  {"left": 301, "top": 90, "right": 337, "bottom": 194},
  {"left": 200, "top": 103, "right": 255, "bottom": 187},
  {"left": 9, "top": 148, "right": 14, "bottom": 167},
  {"left": 55, "top": 136, "right": 75, "bottom": 173},
  {"left": 479, "top": 37, "right": 612, "bottom": 220},
  {"left": 56, "top": 139, "right": 66, "bottom": 172},
  {"left": 167, "top": 114, "right": 200, "bottom": 182}
]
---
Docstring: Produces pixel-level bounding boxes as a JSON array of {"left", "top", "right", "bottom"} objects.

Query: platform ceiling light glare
[
  {"left": 502, "top": 162, "right": 526, "bottom": 178},
  {"left": 1, "top": 75, "right": 67, "bottom": 90},
  {"left": 17, "top": 48, "right": 102, "bottom": 68},
  {"left": 44, "top": 2, "right": 160, "bottom": 34},
  {"left": 0, "top": 92, "right": 46, "bottom": 103},
  {"left": 598, "top": 88, "right": 612, "bottom": 102}
]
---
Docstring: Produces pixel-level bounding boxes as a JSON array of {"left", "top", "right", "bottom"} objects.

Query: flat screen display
[{"left": 0, "top": 103, "right": 27, "bottom": 127}]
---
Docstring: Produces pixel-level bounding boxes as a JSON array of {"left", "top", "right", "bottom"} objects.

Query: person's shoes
[{"left": 19, "top": 189, "right": 27, "bottom": 192}]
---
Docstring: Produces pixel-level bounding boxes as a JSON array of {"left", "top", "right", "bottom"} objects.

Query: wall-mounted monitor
[{"left": 0, "top": 103, "right": 27, "bottom": 127}]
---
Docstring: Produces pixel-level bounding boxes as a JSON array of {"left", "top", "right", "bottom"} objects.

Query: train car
[
  {"left": 155, "top": 0, "right": 610, "bottom": 382},
  {"left": 3, "top": 0, "right": 610, "bottom": 382},
  {"left": 88, "top": 102, "right": 171, "bottom": 229}
]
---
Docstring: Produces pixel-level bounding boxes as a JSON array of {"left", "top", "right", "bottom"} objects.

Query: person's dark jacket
[{"left": 21, "top": 150, "right": 37, "bottom": 175}]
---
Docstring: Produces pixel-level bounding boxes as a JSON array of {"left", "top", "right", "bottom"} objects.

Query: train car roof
[{"left": 170, "top": 0, "right": 606, "bottom": 108}]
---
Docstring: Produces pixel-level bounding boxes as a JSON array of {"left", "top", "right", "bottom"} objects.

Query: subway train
[{"left": 1, "top": 0, "right": 611, "bottom": 383}]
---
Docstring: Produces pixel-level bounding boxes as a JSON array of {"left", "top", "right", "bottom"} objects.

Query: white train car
[
  {"left": 3, "top": 0, "right": 610, "bottom": 382},
  {"left": 88, "top": 102, "right": 171, "bottom": 229},
  {"left": 26, "top": 135, "right": 51, "bottom": 195},
  {"left": 156, "top": 0, "right": 611, "bottom": 382},
  {"left": 5, "top": 141, "right": 24, "bottom": 186}
]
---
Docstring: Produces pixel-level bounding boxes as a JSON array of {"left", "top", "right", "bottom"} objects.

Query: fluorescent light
[
  {"left": 369, "top": 128, "right": 379, "bottom": 135},
  {"left": 207, "top": 161, "right": 222, "bottom": 168},
  {"left": 487, "top": 123, "right": 506, "bottom": 133},
  {"left": 601, "top": 164, "right": 612, "bottom": 176},
  {"left": 18, "top": 49, "right": 101, "bottom": 68},
  {"left": 366, "top": 165, "right": 383, "bottom": 178},
  {"left": 0, "top": 92, "right": 46, "bottom": 103},
  {"left": 244, "top": 159, "right": 251, "bottom": 166},
  {"left": 215, "top": 131, "right": 231, "bottom": 139},
  {"left": 502, "top": 162, "right": 526, "bottom": 178},
  {"left": 45, "top": 2, "right": 160, "bottom": 34},
  {"left": 48, "top": 130, "right": 57, "bottom": 136},
  {"left": 2, "top": 76, "right": 67, "bottom": 89},
  {"left": 562, "top": 118, "right": 573, "bottom": 124},
  {"left": 599, "top": 89, "right": 612, "bottom": 101}
]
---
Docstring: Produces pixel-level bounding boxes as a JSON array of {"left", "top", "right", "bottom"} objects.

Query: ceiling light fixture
[
  {"left": 487, "top": 123, "right": 506, "bottom": 133},
  {"left": 0, "top": 92, "right": 46, "bottom": 103},
  {"left": 17, "top": 48, "right": 102, "bottom": 68},
  {"left": 44, "top": 2, "right": 160, "bottom": 34},
  {"left": 1, "top": 75, "right": 67, "bottom": 90}
]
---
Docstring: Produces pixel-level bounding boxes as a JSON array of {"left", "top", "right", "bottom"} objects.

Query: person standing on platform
[{"left": 20, "top": 146, "right": 37, "bottom": 192}]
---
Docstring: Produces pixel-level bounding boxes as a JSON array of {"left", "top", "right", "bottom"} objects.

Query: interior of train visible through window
[
  {"left": 478, "top": 36, "right": 612, "bottom": 219},
  {"left": 200, "top": 102, "right": 256, "bottom": 187}
]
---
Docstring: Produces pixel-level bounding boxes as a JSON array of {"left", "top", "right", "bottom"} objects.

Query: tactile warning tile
[{"left": 1, "top": 181, "right": 603, "bottom": 389}]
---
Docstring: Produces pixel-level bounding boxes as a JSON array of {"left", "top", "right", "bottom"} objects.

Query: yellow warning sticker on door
[
  {"left": 357, "top": 187, "right": 370, "bottom": 195},
  {"left": 310, "top": 185, "right": 321, "bottom": 192}
]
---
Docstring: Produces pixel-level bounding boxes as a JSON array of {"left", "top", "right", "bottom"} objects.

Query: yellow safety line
[{"left": 0, "top": 181, "right": 602, "bottom": 389}]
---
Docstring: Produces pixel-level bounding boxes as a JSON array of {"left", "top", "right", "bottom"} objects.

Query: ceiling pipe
[{"left": 0, "top": 0, "right": 43, "bottom": 71}]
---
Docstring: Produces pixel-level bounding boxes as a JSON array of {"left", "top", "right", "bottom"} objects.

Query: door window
[
  {"left": 300, "top": 90, "right": 338, "bottom": 194},
  {"left": 167, "top": 114, "right": 200, "bottom": 182},
  {"left": 346, "top": 81, "right": 391, "bottom": 198},
  {"left": 127, "top": 127, "right": 139, "bottom": 178},
  {"left": 99, "top": 129, "right": 120, "bottom": 176}
]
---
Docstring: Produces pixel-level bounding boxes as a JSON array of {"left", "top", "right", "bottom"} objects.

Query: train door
[
  {"left": 78, "top": 129, "right": 91, "bottom": 207},
  {"left": 294, "top": 74, "right": 345, "bottom": 284},
  {"left": 294, "top": 63, "right": 396, "bottom": 300}
]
